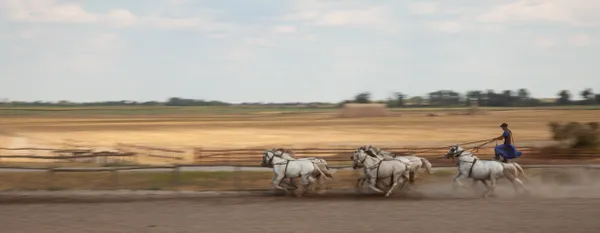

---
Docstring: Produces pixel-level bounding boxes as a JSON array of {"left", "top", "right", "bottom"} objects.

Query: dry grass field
[
  {"left": 0, "top": 107, "right": 598, "bottom": 166},
  {"left": 1, "top": 108, "right": 598, "bottom": 148}
]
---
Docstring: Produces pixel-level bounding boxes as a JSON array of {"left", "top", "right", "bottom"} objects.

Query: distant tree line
[
  {"left": 2, "top": 88, "right": 600, "bottom": 107},
  {"left": 367, "top": 88, "right": 599, "bottom": 108}
]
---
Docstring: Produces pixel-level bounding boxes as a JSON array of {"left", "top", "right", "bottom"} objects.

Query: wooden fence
[
  {"left": 0, "top": 143, "right": 186, "bottom": 164},
  {"left": 0, "top": 144, "right": 598, "bottom": 191},
  {"left": 193, "top": 146, "right": 600, "bottom": 166},
  {"left": 2, "top": 144, "right": 599, "bottom": 167},
  {"left": 116, "top": 143, "right": 186, "bottom": 162}
]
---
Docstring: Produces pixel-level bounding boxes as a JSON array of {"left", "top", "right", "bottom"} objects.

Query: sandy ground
[
  {"left": 2, "top": 169, "right": 600, "bottom": 233},
  {"left": 1, "top": 193, "right": 599, "bottom": 233}
]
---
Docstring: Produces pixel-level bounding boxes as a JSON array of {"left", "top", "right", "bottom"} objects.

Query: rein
[{"left": 400, "top": 138, "right": 498, "bottom": 155}]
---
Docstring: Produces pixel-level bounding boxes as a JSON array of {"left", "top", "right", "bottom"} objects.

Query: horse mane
[
  {"left": 272, "top": 148, "right": 296, "bottom": 158},
  {"left": 364, "top": 147, "right": 380, "bottom": 157}
]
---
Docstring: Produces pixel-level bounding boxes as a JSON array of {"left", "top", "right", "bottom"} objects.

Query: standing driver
[{"left": 493, "top": 123, "right": 521, "bottom": 162}]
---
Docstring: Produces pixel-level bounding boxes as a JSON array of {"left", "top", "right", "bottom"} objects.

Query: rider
[{"left": 493, "top": 123, "right": 522, "bottom": 162}]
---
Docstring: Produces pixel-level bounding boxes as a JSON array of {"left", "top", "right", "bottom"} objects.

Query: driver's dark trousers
[{"left": 494, "top": 154, "right": 508, "bottom": 163}]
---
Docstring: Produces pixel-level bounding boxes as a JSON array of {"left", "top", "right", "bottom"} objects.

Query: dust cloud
[{"left": 410, "top": 168, "right": 600, "bottom": 199}]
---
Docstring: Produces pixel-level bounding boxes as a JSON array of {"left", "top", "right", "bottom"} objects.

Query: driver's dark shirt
[{"left": 502, "top": 130, "right": 512, "bottom": 145}]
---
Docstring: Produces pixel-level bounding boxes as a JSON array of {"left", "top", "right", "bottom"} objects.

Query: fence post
[
  {"left": 233, "top": 165, "right": 241, "bottom": 191},
  {"left": 46, "top": 166, "right": 55, "bottom": 190},
  {"left": 193, "top": 147, "right": 203, "bottom": 163},
  {"left": 111, "top": 168, "right": 119, "bottom": 188},
  {"left": 171, "top": 165, "right": 181, "bottom": 187}
]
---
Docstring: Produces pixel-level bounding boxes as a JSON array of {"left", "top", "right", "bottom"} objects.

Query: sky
[{"left": 1, "top": 0, "right": 599, "bottom": 103}]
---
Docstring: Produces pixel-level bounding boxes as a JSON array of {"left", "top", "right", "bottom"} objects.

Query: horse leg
[
  {"left": 398, "top": 171, "right": 412, "bottom": 191},
  {"left": 355, "top": 177, "right": 365, "bottom": 193},
  {"left": 288, "top": 178, "right": 297, "bottom": 189},
  {"left": 295, "top": 175, "right": 308, "bottom": 197},
  {"left": 308, "top": 175, "right": 318, "bottom": 193},
  {"left": 304, "top": 175, "right": 317, "bottom": 193},
  {"left": 280, "top": 178, "right": 296, "bottom": 190},
  {"left": 368, "top": 176, "right": 385, "bottom": 193},
  {"left": 385, "top": 176, "right": 403, "bottom": 197},
  {"left": 511, "top": 177, "right": 530, "bottom": 196},
  {"left": 485, "top": 177, "right": 497, "bottom": 198},
  {"left": 272, "top": 175, "right": 289, "bottom": 194},
  {"left": 315, "top": 175, "right": 326, "bottom": 194},
  {"left": 471, "top": 179, "right": 478, "bottom": 189},
  {"left": 479, "top": 180, "right": 490, "bottom": 197},
  {"left": 452, "top": 173, "right": 469, "bottom": 192},
  {"left": 471, "top": 179, "right": 488, "bottom": 192}
]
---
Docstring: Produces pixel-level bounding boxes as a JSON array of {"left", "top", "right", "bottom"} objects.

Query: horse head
[
  {"left": 261, "top": 149, "right": 276, "bottom": 167},
  {"left": 351, "top": 148, "right": 370, "bottom": 169},
  {"left": 445, "top": 144, "right": 465, "bottom": 159}
]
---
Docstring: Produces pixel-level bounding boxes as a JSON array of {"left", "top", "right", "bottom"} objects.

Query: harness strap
[
  {"left": 468, "top": 159, "right": 478, "bottom": 178},
  {"left": 283, "top": 161, "right": 289, "bottom": 178},
  {"left": 375, "top": 160, "right": 382, "bottom": 181}
]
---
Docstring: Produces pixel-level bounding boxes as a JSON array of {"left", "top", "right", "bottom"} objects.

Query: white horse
[
  {"left": 352, "top": 147, "right": 393, "bottom": 191},
  {"left": 271, "top": 148, "right": 335, "bottom": 192},
  {"left": 353, "top": 146, "right": 412, "bottom": 191},
  {"left": 445, "top": 145, "right": 529, "bottom": 198},
  {"left": 350, "top": 148, "right": 410, "bottom": 197},
  {"left": 363, "top": 145, "right": 433, "bottom": 183},
  {"left": 261, "top": 150, "right": 332, "bottom": 196}
]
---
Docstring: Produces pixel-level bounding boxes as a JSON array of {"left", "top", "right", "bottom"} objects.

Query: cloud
[
  {"left": 568, "top": 33, "right": 592, "bottom": 47},
  {"left": 271, "top": 25, "right": 297, "bottom": 33},
  {"left": 533, "top": 36, "right": 559, "bottom": 49},
  {"left": 164, "top": 0, "right": 189, "bottom": 5},
  {"left": 1, "top": 0, "right": 599, "bottom": 103},
  {"left": 408, "top": 2, "right": 438, "bottom": 15},
  {"left": 106, "top": 9, "right": 137, "bottom": 27},
  {"left": 66, "top": 33, "right": 123, "bottom": 73},
  {"left": 476, "top": 0, "right": 600, "bottom": 27},
  {"left": 1, "top": 0, "right": 97, "bottom": 23},
  {"left": 0, "top": 0, "right": 236, "bottom": 33},
  {"left": 88, "top": 33, "right": 119, "bottom": 51},
  {"left": 280, "top": 0, "right": 395, "bottom": 30},
  {"left": 427, "top": 21, "right": 462, "bottom": 34},
  {"left": 245, "top": 37, "right": 269, "bottom": 46}
]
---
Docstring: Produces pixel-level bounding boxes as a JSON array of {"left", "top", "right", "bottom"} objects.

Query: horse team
[{"left": 260, "top": 145, "right": 530, "bottom": 198}]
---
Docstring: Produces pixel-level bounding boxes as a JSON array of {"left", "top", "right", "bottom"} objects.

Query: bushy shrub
[{"left": 547, "top": 121, "right": 599, "bottom": 148}]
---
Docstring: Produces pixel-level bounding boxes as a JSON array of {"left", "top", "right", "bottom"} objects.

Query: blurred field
[
  {"left": 1, "top": 106, "right": 599, "bottom": 164},
  {"left": 0, "top": 167, "right": 595, "bottom": 193},
  {"left": 0, "top": 168, "right": 498, "bottom": 191}
]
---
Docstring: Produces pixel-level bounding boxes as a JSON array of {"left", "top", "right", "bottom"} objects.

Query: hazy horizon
[{"left": 1, "top": 0, "right": 599, "bottom": 103}]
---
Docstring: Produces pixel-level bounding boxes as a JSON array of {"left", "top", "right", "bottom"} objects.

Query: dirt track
[
  {"left": 2, "top": 168, "right": 600, "bottom": 233},
  {"left": 0, "top": 195, "right": 599, "bottom": 233},
  {"left": 3, "top": 177, "right": 600, "bottom": 233}
]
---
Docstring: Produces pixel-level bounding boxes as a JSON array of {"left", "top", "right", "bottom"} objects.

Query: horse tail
[
  {"left": 501, "top": 163, "right": 518, "bottom": 180},
  {"left": 420, "top": 157, "right": 433, "bottom": 174},
  {"left": 513, "top": 162, "right": 528, "bottom": 182},
  {"left": 314, "top": 163, "right": 333, "bottom": 180}
]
